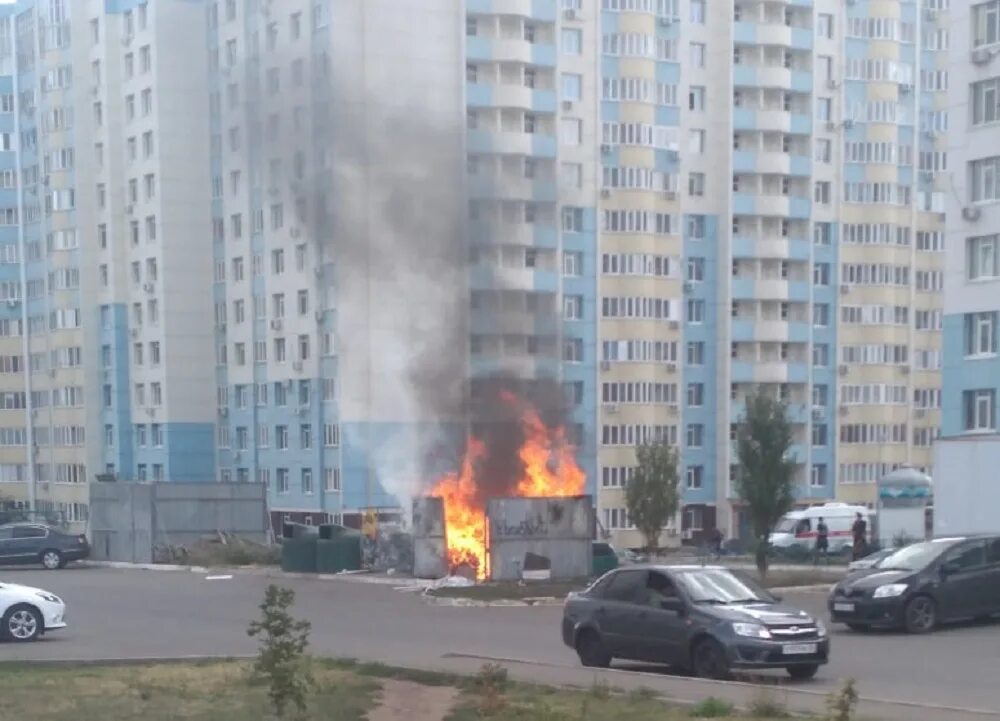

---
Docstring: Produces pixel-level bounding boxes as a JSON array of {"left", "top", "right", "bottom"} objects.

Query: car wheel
[
  {"left": 692, "top": 638, "right": 730, "bottom": 680},
  {"left": 2, "top": 604, "right": 43, "bottom": 642},
  {"left": 904, "top": 596, "right": 936, "bottom": 634},
  {"left": 846, "top": 623, "right": 870, "bottom": 632},
  {"left": 786, "top": 664, "right": 819, "bottom": 681},
  {"left": 40, "top": 549, "right": 63, "bottom": 570},
  {"left": 575, "top": 630, "right": 611, "bottom": 668}
]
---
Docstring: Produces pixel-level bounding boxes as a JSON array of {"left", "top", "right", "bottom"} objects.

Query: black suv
[
  {"left": 829, "top": 535, "right": 1000, "bottom": 633},
  {"left": 562, "top": 565, "right": 829, "bottom": 680},
  {"left": 0, "top": 523, "right": 90, "bottom": 570}
]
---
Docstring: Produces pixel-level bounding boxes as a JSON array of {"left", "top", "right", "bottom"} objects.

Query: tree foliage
[
  {"left": 735, "top": 390, "right": 796, "bottom": 576},
  {"left": 625, "top": 441, "right": 680, "bottom": 553},
  {"left": 247, "top": 584, "right": 314, "bottom": 718}
]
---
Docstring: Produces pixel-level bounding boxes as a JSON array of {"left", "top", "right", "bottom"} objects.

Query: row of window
[{"left": 216, "top": 423, "right": 340, "bottom": 451}]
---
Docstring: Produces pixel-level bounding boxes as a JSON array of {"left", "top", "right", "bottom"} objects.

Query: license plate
[
  {"left": 782, "top": 643, "right": 817, "bottom": 655},
  {"left": 833, "top": 602, "right": 855, "bottom": 613}
]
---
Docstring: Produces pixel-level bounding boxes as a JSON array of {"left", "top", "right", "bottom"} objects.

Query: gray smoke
[{"left": 244, "top": 51, "right": 571, "bottom": 509}]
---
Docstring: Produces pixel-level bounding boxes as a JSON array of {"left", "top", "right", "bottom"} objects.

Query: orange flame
[{"left": 428, "top": 393, "right": 585, "bottom": 580}]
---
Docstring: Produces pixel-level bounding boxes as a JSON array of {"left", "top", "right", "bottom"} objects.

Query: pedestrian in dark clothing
[
  {"left": 709, "top": 527, "right": 724, "bottom": 560},
  {"left": 852, "top": 512, "right": 868, "bottom": 561},
  {"left": 814, "top": 517, "right": 829, "bottom": 565}
]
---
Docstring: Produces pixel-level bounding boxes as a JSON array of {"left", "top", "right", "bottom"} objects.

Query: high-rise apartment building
[
  {"left": 0, "top": 0, "right": 215, "bottom": 529},
  {"left": 0, "top": 0, "right": 956, "bottom": 547},
  {"left": 942, "top": 2, "right": 1000, "bottom": 437}
]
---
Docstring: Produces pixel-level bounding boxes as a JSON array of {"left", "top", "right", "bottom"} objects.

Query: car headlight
[
  {"left": 816, "top": 620, "right": 828, "bottom": 638},
  {"left": 873, "top": 584, "right": 907, "bottom": 599},
  {"left": 36, "top": 592, "right": 61, "bottom": 604},
  {"left": 732, "top": 622, "right": 772, "bottom": 639}
]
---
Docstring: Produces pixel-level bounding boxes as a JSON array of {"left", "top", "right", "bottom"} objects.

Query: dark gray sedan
[
  {"left": 562, "top": 565, "right": 829, "bottom": 680},
  {"left": 0, "top": 523, "right": 90, "bottom": 570}
]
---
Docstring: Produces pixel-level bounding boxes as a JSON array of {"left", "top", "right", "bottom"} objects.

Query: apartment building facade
[
  {"left": 942, "top": 1, "right": 1000, "bottom": 438},
  {"left": 0, "top": 0, "right": 216, "bottom": 528}
]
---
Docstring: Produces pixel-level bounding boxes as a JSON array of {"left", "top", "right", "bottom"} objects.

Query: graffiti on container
[{"left": 493, "top": 517, "right": 548, "bottom": 538}]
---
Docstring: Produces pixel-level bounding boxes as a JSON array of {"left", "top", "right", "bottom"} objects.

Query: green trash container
[
  {"left": 281, "top": 535, "right": 319, "bottom": 573},
  {"left": 316, "top": 529, "right": 362, "bottom": 574}
]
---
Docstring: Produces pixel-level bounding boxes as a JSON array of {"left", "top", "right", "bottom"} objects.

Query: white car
[{"left": 0, "top": 581, "right": 67, "bottom": 642}]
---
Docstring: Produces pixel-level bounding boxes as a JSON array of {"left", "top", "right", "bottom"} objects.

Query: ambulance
[{"left": 768, "top": 503, "right": 872, "bottom": 555}]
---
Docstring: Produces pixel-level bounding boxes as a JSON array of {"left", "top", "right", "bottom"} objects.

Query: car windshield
[
  {"left": 674, "top": 568, "right": 773, "bottom": 605},
  {"left": 774, "top": 518, "right": 799, "bottom": 533},
  {"left": 876, "top": 540, "right": 960, "bottom": 571}
]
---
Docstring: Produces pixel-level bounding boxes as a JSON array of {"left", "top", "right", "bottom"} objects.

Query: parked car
[
  {"left": 829, "top": 535, "right": 1000, "bottom": 634},
  {"left": 0, "top": 580, "right": 67, "bottom": 642},
  {"left": 847, "top": 547, "right": 894, "bottom": 573},
  {"left": 562, "top": 565, "right": 829, "bottom": 680},
  {"left": 592, "top": 542, "right": 619, "bottom": 577},
  {"left": 0, "top": 523, "right": 90, "bottom": 570}
]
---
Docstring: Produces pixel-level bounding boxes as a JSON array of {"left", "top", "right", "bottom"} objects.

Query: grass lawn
[{"left": 2, "top": 659, "right": 808, "bottom": 721}]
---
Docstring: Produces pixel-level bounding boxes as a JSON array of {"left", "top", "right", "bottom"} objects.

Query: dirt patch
[{"left": 367, "top": 680, "right": 457, "bottom": 721}]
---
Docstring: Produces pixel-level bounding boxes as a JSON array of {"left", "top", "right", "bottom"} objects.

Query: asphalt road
[{"left": 3, "top": 567, "right": 1000, "bottom": 718}]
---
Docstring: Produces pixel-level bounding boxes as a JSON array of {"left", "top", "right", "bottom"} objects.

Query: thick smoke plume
[{"left": 244, "top": 43, "right": 572, "bottom": 511}]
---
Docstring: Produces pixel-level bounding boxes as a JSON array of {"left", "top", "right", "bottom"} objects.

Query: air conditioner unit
[
  {"left": 682, "top": 282, "right": 694, "bottom": 294},
  {"left": 924, "top": 8, "right": 937, "bottom": 21},
  {"left": 145, "top": 407, "right": 155, "bottom": 417},
  {"left": 143, "top": 282, "right": 155, "bottom": 293},
  {"left": 825, "top": 121, "right": 837, "bottom": 131},
  {"left": 219, "top": 406, "right": 228, "bottom": 416},
  {"left": 604, "top": 404, "right": 619, "bottom": 415},
  {"left": 270, "top": 319, "right": 282, "bottom": 331},
  {"left": 600, "top": 189, "right": 611, "bottom": 198},
  {"left": 668, "top": 320, "right": 680, "bottom": 330},
  {"left": 971, "top": 48, "right": 994, "bottom": 66},
  {"left": 129, "top": 328, "right": 139, "bottom": 338},
  {"left": 839, "top": 283, "right": 850, "bottom": 294},
  {"left": 838, "top": 364, "right": 849, "bottom": 376},
  {"left": 297, "top": 404, "right": 309, "bottom": 415},
  {"left": 658, "top": 17, "right": 672, "bottom": 27},
  {"left": 599, "top": 360, "right": 611, "bottom": 371},
  {"left": 898, "top": 83, "right": 913, "bottom": 94},
  {"left": 563, "top": 9, "right": 577, "bottom": 20},
  {"left": 600, "top": 144, "right": 612, "bottom": 154},
  {"left": 811, "top": 408, "right": 824, "bottom": 421},
  {"left": 900, "top": 365, "right": 910, "bottom": 375},
  {"left": 962, "top": 206, "right": 982, "bottom": 222},
  {"left": 289, "top": 227, "right": 300, "bottom": 238},
  {"left": 561, "top": 100, "right": 573, "bottom": 111},
  {"left": 5, "top": 299, "right": 16, "bottom": 308},
  {"left": 922, "top": 129, "right": 937, "bottom": 139},
  {"left": 313, "top": 310, "right": 323, "bottom": 322},
  {"left": 292, "top": 360, "right": 303, "bottom": 372},
  {"left": 915, "top": 409, "right": 926, "bottom": 419},
  {"left": 838, "top": 404, "right": 848, "bottom": 415},
  {"left": 667, "top": 404, "right": 678, "bottom": 415},
  {"left": 664, "top": 190, "right": 678, "bottom": 200},
  {"left": 125, "top": 204, "right": 134, "bottom": 215},
  {"left": 843, "top": 119, "right": 855, "bottom": 129},
  {"left": 825, "top": 79, "right": 838, "bottom": 90},
  {"left": 665, "top": 362, "right": 677, "bottom": 372},
  {"left": 919, "top": 170, "right": 935, "bottom": 182}
]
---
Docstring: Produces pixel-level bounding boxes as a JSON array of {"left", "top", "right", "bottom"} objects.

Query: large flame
[{"left": 428, "top": 393, "right": 585, "bottom": 580}]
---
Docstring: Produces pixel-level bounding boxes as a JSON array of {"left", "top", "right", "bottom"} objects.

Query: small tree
[
  {"left": 735, "top": 390, "right": 796, "bottom": 577},
  {"left": 625, "top": 441, "right": 680, "bottom": 554},
  {"left": 247, "top": 584, "right": 314, "bottom": 718}
]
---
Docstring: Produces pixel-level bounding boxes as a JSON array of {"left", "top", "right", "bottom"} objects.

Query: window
[
  {"left": 686, "top": 299, "right": 705, "bottom": 323},
  {"left": 560, "top": 118, "right": 582, "bottom": 145},
  {"left": 963, "top": 389, "right": 996, "bottom": 432},
  {"left": 686, "top": 465, "right": 703, "bottom": 489},
  {"left": 687, "top": 383, "right": 704, "bottom": 407},
  {"left": 324, "top": 423, "right": 340, "bottom": 447},
  {"left": 817, "top": 13, "right": 833, "bottom": 38},
  {"left": 817, "top": 97, "right": 831, "bottom": 121},
  {"left": 965, "top": 312, "right": 998, "bottom": 356},
  {"left": 972, "top": 78, "right": 1000, "bottom": 126},
  {"left": 690, "top": 42, "right": 706, "bottom": 68},
  {"left": 690, "top": 0, "right": 705, "bottom": 23},
  {"left": 812, "top": 424, "right": 828, "bottom": 447},
  {"left": 967, "top": 234, "right": 999, "bottom": 280},
  {"left": 688, "top": 129, "right": 705, "bottom": 154},
  {"left": 810, "top": 464, "right": 828, "bottom": 488},
  {"left": 688, "top": 172, "right": 705, "bottom": 196},
  {"left": 974, "top": 1, "right": 1000, "bottom": 48},
  {"left": 561, "top": 73, "right": 582, "bottom": 101},
  {"left": 971, "top": 156, "right": 1000, "bottom": 203},
  {"left": 688, "top": 86, "right": 705, "bottom": 111},
  {"left": 686, "top": 424, "right": 703, "bottom": 448},
  {"left": 561, "top": 28, "right": 581, "bottom": 54}
]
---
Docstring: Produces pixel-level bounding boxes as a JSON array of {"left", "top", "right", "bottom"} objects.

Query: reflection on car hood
[
  {"left": 0, "top": 581, "right": 55, "bottom": 597},
  {"left": 840, "top": 569, "right": 913, "bottom": 590},
  {"left": 710, "top": 603, "right": 815, "bottom": 625}
]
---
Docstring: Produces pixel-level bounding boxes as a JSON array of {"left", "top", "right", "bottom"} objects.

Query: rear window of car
[
  {"left": 12, "top": 526, "right": 47, "bottom": 539},
  {"left": 601, "top": 570, "right": 645, "bottom": 603}
]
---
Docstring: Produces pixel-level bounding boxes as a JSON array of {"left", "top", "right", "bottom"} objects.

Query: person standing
[
  {"left": 814, "top": 516, "right": 829, "bottom": 565},
  {"left": 851, "top": 512, "right": 868, "bottom": 561}
]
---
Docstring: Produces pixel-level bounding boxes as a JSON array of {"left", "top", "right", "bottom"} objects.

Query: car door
[
  {"left": 0, "top": 526, "right": 14, "bottom": 563},
  {"left": 630, "top": 570, "right": 689, "bottom": 667},
  {"left": 984, "top": 537, "right": 1000, "bottom": 614},
  {"left": 10, "top": 525, "right": 48, "bottom": 563},
  {"left": 591, "top": 569, "right": 647, "bottom": 659},
  {"left": 936, "top": 540, "right": 990, "bottom": 620}
]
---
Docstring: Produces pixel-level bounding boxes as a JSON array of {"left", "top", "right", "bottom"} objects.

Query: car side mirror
[{"left": 659, "top": 597, "right": 684, "bottom": 614}]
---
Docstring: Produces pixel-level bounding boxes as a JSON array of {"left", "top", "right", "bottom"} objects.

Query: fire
[{"left": 428, "top": 392, "right": 585, "bottom": 580}]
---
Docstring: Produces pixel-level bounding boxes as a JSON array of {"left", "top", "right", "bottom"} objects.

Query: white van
[{"left": 769, "top": 503, "right": 872, "bottom": 554}]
